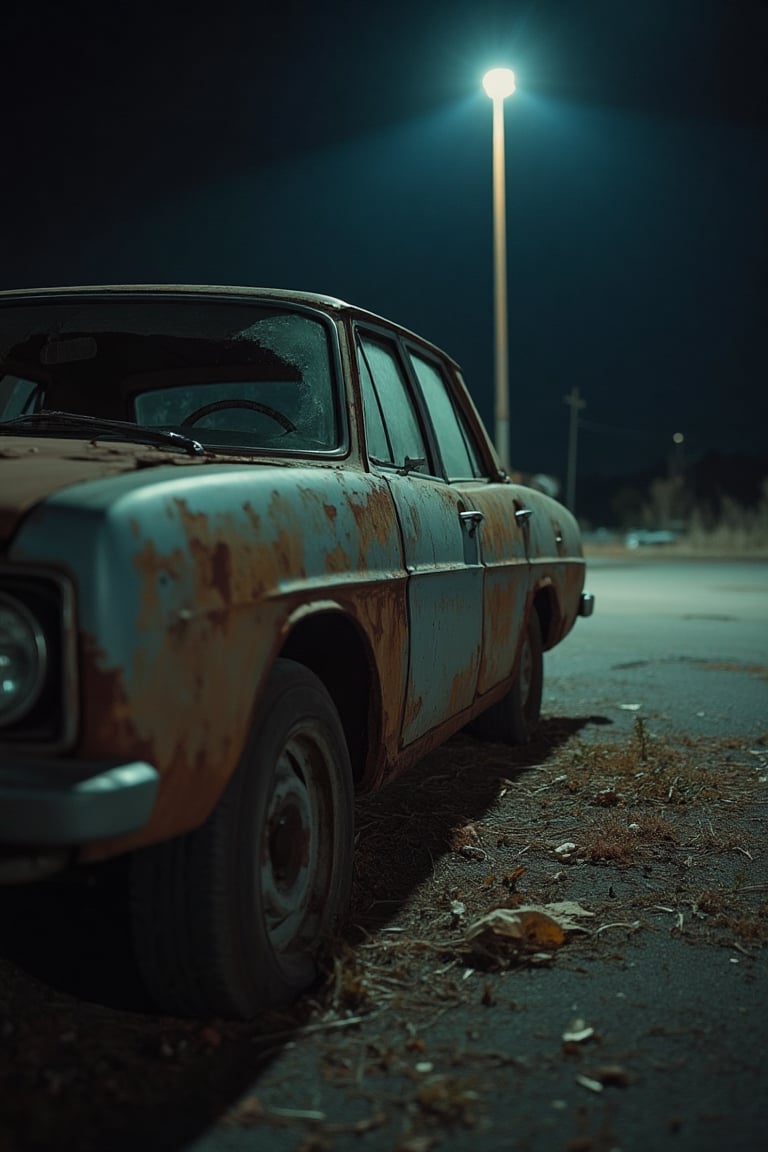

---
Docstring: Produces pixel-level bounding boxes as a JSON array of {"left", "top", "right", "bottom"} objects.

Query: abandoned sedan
[{"left": 0, "top": 285, "right": 593, "bottom": 1017}]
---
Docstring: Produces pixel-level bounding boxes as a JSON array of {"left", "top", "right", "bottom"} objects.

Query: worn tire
[
  {"left": 130, "top": 658, "right": 354, "bottom": 1019},
  {"left": 470, "top": 610, "right": 543, "bottom": 745}
]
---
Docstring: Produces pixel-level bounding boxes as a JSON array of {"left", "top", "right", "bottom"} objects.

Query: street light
[{"left": 482, "top": 66, "right": 516, "bottom": 470}]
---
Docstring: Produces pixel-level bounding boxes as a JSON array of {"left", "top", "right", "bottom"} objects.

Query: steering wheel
[{"left": 181, "top": 399, "right": 296, "bottom": 433}]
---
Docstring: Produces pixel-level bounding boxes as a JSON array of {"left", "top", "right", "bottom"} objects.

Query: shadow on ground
[{"left": 0, "top": 715, "right": 609, "bottom": 1152}]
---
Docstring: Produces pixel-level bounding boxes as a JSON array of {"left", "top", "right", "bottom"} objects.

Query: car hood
[{"left": 0, "top": 435, "right": 210, "bottom": 543}]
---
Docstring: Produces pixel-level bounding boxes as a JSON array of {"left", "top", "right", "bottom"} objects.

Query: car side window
[
  {"left": 408, "top": 351, "right": 484, "bottom": 480},
  {"left": 357, "top": 335, "right": 427, "bottom": 469},
  {"left": 357, "top": 346, "right": 392, "bottom": 462}
]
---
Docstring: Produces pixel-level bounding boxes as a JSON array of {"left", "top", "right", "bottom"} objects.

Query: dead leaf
[
  {"left": 502, "top": 866, "right": 526, "bottom": 890},
  {"left": 463, "top": 901, "right": 594, "bottom": 961},
  {"left": 516, "top": 910, "right": 566, "bottom": 947},
  {"left": 464, "top": 909, "right": 524, "bottom": 946},
  {"left": 517, "top": 901, "right": 595, "bottom": 932}
]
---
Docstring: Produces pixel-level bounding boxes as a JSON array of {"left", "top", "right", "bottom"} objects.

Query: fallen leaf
[
  {"left": 464, "top": 902, "right": 593, "bottom": 954},
  {"left": 519, "top": 901, "right": 595, "bottom": 931},
  {"left": 465, "top": 909, "right": 524, "bottom": 945},
  {"left": 516, "top": 910, "right": 566, "bottom": 947}
]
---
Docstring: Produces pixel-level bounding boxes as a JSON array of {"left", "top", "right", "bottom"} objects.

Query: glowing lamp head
[{"left": 483, "top": 67, "right": 516, "bottom": 100}]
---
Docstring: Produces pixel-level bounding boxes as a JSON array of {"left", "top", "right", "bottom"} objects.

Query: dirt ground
[{"left": 1, "top": 716, "right": 766, "bottom": 1152}]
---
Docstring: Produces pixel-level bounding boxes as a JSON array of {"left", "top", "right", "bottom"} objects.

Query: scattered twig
[
  {"left": 251, "top": 1011, "right": 381, "bottom": 1050},
  {"left": 593, "top": 920, "right": 642, "bottom": 937}
]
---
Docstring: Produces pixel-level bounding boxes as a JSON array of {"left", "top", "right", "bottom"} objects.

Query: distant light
[
  {"left": 482, "top": 68, "right": 516, "bottom": 100},
  {"left": 672, "top": 432, "right": 685, "bottom": 444}
]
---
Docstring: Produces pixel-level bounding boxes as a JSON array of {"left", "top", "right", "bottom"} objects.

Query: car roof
[{"left": 0, "top": 284, "right": 460, "bottom": 369}]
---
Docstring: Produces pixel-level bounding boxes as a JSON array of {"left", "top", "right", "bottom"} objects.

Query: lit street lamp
[{"left": 482, "top": 66, "right": 516, "bottom": 469}]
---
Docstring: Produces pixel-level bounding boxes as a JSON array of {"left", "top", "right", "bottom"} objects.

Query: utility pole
[{"left": 563, "top": 386, "right": 586, "bottom": 513}]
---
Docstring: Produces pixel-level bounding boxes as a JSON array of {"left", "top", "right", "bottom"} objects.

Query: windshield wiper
[{"left": 0, "top": 411, "right": 205, "bottom": 457}]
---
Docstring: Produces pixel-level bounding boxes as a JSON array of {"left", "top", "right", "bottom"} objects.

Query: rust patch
[
  {"left": 338, "top": 578, "right": 409, "bottom": 783},
  {"left": 210, "top": 541, "right": 232, "bottom": 604},
  {"left": 478, "top": 577, "right": 520, "bottom": 692},
  {"left": 402, "top": 690, "right": 423, "bottom": 733},
  {"left": 447, "top": 657, "right": 479, "bottom": 717},
  {"left": 267, "top": 490, "right": 307, "bottom": 578},
  {"left": 324, "top": 544, "right": 352, "bottom": 574},
  {"left": 78, "top": 598, "right": 277, "bottom": 859},
  {"left": 242, "top": 502, "right": 262, "bottom": 533},
  {"left": 348, "top": 485, "right": 397, "bottom": 554}
]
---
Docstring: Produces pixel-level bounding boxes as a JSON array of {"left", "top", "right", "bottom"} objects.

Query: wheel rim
[{"left": 260, "top": 728, "right": 332, "bottom": 955}]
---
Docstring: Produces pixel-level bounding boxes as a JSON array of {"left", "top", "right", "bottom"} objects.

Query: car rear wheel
[
  {"left": 129, "top": 658, "right": 354, "bottom": 1018},
  {"left": 470, "top": 610, "right": 543, "bottom": 745}
]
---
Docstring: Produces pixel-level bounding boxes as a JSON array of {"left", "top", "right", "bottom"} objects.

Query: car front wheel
[{"left": 130, "top": 658, "right": 354, "bottom": 1018}]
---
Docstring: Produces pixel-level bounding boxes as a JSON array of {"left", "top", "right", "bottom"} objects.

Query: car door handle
[
  {"left": 515, "top": 507, "right": 533, "bottom": 526},
  {"left": 459, "top": 510, "right": 484, "bottom": 537}
]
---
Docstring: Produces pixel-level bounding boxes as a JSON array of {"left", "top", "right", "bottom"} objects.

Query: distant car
[
  {"left": 0, "top": 285, "right": 593, "bottom": 1017},
  {"left": 625, "top": 528, "right": 681, "bottom": 549}
]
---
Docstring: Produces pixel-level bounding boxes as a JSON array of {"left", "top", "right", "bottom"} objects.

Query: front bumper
[
  {"left": 0, "top": 759, "right": 158, "bottom": 845},
  {"left": 578, "top": 592, "right": 595, "bottom": 617}
]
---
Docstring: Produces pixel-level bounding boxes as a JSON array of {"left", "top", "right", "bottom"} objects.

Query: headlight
[{"left": 0, "top": 592, "right": 48, "bottom": 724}]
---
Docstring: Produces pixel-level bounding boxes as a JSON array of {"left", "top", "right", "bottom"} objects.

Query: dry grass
[{"left": 338, "top": 718, "right": 766, "bottom": 1010}]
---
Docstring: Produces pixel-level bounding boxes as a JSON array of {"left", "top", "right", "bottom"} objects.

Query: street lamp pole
[
  {"left": 563, "top": 385, "right": 586, "bottom": 512},
  {"left": 482, "top": 67, "right": 516, "bottom": 470}
]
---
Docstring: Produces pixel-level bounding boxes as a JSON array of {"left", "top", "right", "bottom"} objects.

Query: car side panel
[
  {"left": 8, "top": 464, "right": 409, "bottom": 856},
  {"left": 452, "top": 484, "right": 531, "bottom": 695},
  {"left": 384, "top": 475, "right": 483, "bottom": 744}
]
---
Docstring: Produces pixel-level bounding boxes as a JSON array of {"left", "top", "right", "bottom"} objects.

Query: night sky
[{"left": 3, "top": 0, "right": 767, "bottom": 484}]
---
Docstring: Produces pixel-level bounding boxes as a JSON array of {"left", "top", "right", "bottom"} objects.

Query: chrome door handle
[
  {"left": 459, "top": 510, "right": 484, "bottom": 537},
  {"left": 515, "top": 507, "right": 533, "bottom": 526}
]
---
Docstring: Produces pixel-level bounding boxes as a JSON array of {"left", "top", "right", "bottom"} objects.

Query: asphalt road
[
  {"left": 544, "top": 555, "right": 768, "bottom": 739},
  {"left": 185, "top": 556, "right": 768, "bottom": 1152}
]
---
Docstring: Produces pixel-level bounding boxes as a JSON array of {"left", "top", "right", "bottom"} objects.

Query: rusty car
[{"left": 0, "top": 285, "right": 593, "bottom": 1017}]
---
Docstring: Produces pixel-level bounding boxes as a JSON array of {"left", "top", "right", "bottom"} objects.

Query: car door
[
  {"left": 403, "top": 347, "right": 531, "bottom": 698},
  {"left": 356, "top": 330, "right": 483, "bottom": 746}
]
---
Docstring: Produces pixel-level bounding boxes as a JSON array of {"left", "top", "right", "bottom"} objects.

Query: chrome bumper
[
  {"left": 578, "top": 592, "right": 595, "bottom": 617},
  {"left": 0, "top": 759, "right": 158, "bottom": 845}
]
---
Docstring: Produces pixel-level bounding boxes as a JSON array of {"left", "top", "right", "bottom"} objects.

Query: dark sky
[{"left": 3, "top": 0, "right": 767, "bottom": 482}]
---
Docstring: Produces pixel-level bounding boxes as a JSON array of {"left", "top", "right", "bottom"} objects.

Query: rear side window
[
  {"left": 357, "top": 336, "right": 427, "bottom": 469},
  {"left": 408, "top": 351, "right": 483, "bottom": 480}
]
